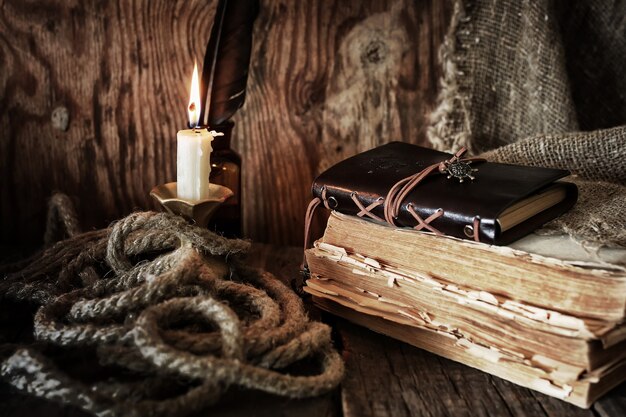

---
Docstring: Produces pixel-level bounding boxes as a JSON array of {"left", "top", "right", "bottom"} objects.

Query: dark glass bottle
[{"left": 208, "top": 121, "right": 242, "bottom": 238}]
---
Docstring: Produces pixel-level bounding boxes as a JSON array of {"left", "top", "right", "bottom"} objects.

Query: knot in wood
[
  {"left": 361, "top": 40, "right": 387, "bottom": 66},
  {"left": 51, "top": 106, "right": 70, "bottom": 132}
]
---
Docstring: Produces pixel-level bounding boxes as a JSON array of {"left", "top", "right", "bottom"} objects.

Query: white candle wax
[{"left": 177, "top": 128, "right": 213, "bottom": 200}]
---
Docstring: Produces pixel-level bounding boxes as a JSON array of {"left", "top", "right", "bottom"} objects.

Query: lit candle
[{"left": 177, "top": 62, "right": 220, "bottom": 200}]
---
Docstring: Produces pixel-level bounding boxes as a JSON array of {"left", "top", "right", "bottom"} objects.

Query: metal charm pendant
[{"left": 442, "top": 160, "right": 478, "bottom": 183}]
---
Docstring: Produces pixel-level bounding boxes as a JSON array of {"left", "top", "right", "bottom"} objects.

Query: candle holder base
[{"left": 150, "top": 182, "right": 234, "bottom": 228}]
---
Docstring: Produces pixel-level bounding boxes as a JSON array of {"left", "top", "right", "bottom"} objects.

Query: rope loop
[{"left": 1, "top": 195, "right": 344, "bottom": 416}]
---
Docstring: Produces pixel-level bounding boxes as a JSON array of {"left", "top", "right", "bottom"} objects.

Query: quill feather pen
[{"left": 199, "top": 0, "right": 260, "bottom": 127}]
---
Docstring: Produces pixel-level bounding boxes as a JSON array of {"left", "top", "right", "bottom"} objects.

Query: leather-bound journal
[{"left": 311, "top": 142, "right": 577, "bottom": 245}]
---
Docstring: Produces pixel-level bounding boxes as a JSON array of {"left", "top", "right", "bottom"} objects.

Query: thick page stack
[
  {"left": 304, "top": 143, "right": 624, "bottom": 408},
  {"left": 304, "top": 212, "right": 626, "bottom": 408}
]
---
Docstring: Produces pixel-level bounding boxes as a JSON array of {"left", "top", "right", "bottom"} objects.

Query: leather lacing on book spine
[{"left": 303, "top": 148, "right": 485, "bottom": 269}]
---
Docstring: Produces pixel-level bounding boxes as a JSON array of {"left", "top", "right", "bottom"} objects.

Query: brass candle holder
[{"left": 150, "top": 182, "right": 234, "bottom": 228}]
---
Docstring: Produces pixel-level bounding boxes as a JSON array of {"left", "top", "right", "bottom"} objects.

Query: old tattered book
[{"left": 305, "top": 212, "right": 626, "bottom": 408}]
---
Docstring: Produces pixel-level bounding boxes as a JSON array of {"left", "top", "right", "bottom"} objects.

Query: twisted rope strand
[{"left": 0, "top": 194, "right": 344, "bottom": 417}]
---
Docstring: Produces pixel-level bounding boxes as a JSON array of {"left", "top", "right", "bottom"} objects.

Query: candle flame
[{"left": 187, "top": 61, "right": 201, "bottom": 128}]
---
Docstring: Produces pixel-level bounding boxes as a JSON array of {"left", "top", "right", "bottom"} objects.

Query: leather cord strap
[{"left": 302, "top": 148, "right": 485, "bottom": 269}]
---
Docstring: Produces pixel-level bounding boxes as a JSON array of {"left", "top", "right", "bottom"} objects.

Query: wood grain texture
[
  {"left": 0, "top": 0, "right": 217, "bottom": 245},
  {"left": 0, "top": 0, "right": 451, "bottom": 246},
  {"left": 238, "top": 0, "right": 451, "bottom": 245},
  {"left": 595, "top": 383, "right": 626, "bottom": 417}
]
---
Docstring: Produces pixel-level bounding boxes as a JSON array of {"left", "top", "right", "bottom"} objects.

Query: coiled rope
[{"left": 0, "top": 193, "right": 344, "bottom": 416}]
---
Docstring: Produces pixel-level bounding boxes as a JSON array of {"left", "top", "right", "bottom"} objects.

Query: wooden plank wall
[{"left": 0, "top": 0, "right": 451, "bottom": 246}]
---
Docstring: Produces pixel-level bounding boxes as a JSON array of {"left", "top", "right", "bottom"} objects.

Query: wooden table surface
[{"left": 1, "top": 244, "right": 625, "bottom": 417}]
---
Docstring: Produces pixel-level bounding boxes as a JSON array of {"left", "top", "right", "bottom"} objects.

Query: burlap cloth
[{"left": 428, "top": 0, "right": 626, "bottom": 247}]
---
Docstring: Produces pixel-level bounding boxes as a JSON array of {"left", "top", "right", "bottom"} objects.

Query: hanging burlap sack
[{"left": 428, "top": 0, "right": 626, "bottom": 247}]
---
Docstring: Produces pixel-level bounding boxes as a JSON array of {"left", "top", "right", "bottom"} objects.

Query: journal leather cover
[{"left": 311, "top": 142, "right": 577, "bottom": 245}]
